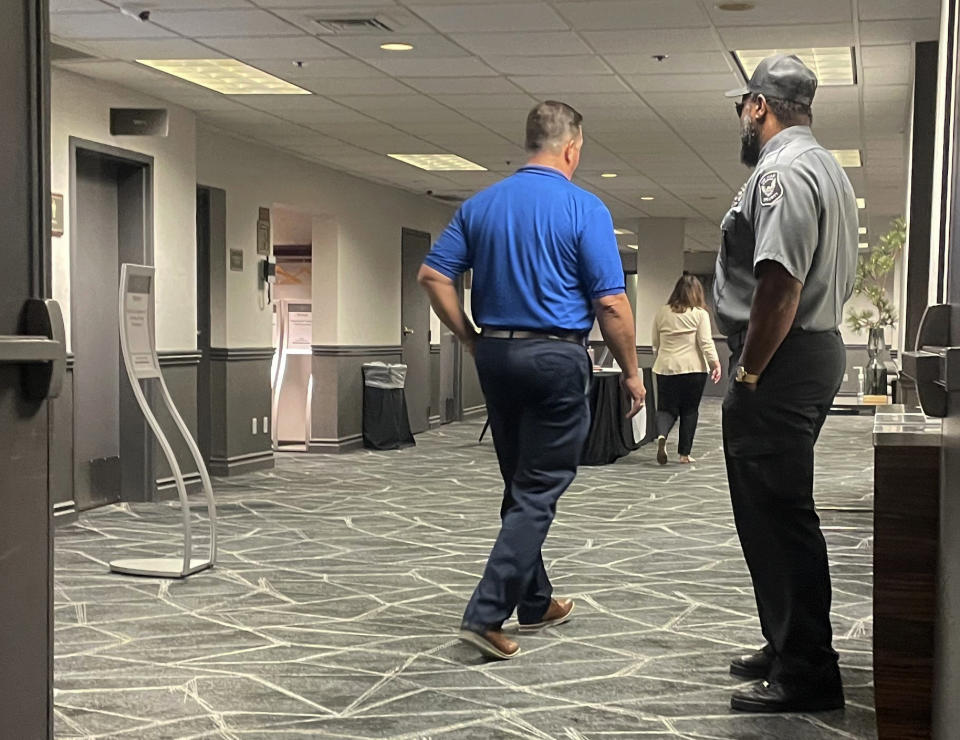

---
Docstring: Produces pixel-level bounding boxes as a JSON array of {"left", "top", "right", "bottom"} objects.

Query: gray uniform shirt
[{"left": 714, "top": 125, "right": 859, "bottom": 337}]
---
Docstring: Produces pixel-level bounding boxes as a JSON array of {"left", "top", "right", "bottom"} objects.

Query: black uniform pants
[
  {"left": 461, "top": 337, "right": 591, "bottom": 632},
  {"left": 722, "top": 329, "right": 845, "bottom": 684},
  {"left": 655, "top": 372, "right": 708, "bottom": 456}
]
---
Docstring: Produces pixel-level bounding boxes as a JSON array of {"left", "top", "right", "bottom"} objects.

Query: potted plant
[{"left": 845, "top": 216, "right": 906, "bottom": 396}]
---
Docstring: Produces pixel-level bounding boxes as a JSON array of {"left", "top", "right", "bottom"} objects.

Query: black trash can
[{"left": 361, "top": 362, "right": 416, "bottom": 450}]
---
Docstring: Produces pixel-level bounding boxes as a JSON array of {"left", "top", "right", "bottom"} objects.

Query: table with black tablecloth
[{"left": 581, "top": 367, "right": 657, "bottom": 466}]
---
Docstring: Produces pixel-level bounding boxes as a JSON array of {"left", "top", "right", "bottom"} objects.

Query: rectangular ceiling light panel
[
  {"left": 137, "top": 59, "right": 311, "bottom": 95},
  {"left": 388, "top": 154, "right": 487, "bottom": 171},
  {"left": 829, "top": 149, "right": 862, "bottom": 167},
  {"left": 734, "top": 48, "right": 856, "bottom": 86}
]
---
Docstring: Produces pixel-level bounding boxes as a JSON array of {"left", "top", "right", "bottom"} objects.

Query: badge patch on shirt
[{"left": 758, "top": 171, "right": 784, "bottom": 207}]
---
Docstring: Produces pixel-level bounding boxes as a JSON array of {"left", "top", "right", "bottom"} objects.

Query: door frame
[{"left": 68, "top": 138, "right": 155, "bottom": 506}]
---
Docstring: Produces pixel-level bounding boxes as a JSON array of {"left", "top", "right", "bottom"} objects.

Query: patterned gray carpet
[{"left": 54, "top": 400, "right": 877, "bottom": 739}]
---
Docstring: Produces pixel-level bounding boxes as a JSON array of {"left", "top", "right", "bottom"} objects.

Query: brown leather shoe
[
  {"left": 458, "top": 629, "right": 520, "bottom": 660},
  {"left": 518, "top": 597, "right": 575, "bottom": 631}
]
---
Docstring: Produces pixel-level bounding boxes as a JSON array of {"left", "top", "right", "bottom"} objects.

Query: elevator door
[{"left": 72, "top": 147, "right": 150, "bottom": 509}]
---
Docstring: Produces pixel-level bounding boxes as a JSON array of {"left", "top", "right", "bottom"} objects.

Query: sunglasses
[{"left": 736, "top": 94, "right": 764, "bottom": 117}]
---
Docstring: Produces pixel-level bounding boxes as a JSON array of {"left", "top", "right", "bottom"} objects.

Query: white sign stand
[{"left": 110, "top": 264, "right": 217, "bottom": 578}]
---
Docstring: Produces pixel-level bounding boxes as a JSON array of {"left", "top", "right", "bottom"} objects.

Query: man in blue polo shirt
[{"left": 418, "top": 100, "right": 646, "bottom": 660}]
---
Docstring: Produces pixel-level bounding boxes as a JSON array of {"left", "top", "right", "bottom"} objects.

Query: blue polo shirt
[{"left": 423, "top": 165, "right": 625, "bottom": 333}]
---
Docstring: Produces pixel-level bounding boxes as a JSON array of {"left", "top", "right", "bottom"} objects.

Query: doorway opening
[
  {"left": 271, "top": 206, "right": 314, "bottom": 451},
  {"left": 70, "top": 139, "right": 153, "bottom": 511}
]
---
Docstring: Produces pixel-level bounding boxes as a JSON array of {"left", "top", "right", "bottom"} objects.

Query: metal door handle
[
  {"left": 0, "top": 299, "right": 66, "bottom": 400},
  {"left": 403, "top": 326, "right": 415, "bottom": 336}
]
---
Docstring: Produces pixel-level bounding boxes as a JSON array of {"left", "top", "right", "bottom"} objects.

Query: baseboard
[
  {"left": 307, "top": 434, "right": 364, "bottom": 454},
  {"left": 462, "top": 404, "right": 486, "bottom": 420},
  {"left": 53, "top": 499, "right": 78, "bottom": 527},
  {"left": 154, "top": 472, "right": 204, "bottom": 500},
  {"left": 208, "top": 450, "right": 275, "bottom": 476}
]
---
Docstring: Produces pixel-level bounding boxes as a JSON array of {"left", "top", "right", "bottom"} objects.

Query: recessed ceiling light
[
  {"left": 640, "top": 196, "right": 655, "bottom": 201},
  {"left": 613, "top": 228, "right": 634, "bottom": 235},
  {"left": 137, "top": 59, "right": 311, "bottom": 95},
  {"left": 381, "top": 42, "right": 415, "bottom": 52},
  {"left": 735, "top": 47, "right": 856, "bottom": 86},
  {"left": 387, "top": 153, "right": 486, "bottom": 171},
  {"left": 859, "top": 226, "right": 867, "bottom": 235},
  {"left": 717, "top": 1, "right": 756, "bottom": 10},
  {"left": 857, "top": 198, "right": 866, "bottom": 209},
  {"left": 829, "top": 149, "right": 862, "bottom": 167},
  {"left": 601, "top": 173, "right": 618, "bottom": 178}
]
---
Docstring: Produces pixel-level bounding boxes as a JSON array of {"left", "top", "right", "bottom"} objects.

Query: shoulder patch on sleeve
[{"left": 758, "top": 171, "right": 784, "bottom": 207}]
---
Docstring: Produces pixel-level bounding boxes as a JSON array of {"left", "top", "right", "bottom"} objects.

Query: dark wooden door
[
  {"left": 0, "top": 1, "right": 54, "bottom": 737},
  {"left": 401, "top": 229, "right": 432, "bottom": 434}
]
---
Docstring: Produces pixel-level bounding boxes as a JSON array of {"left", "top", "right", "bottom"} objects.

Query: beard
[{"left": 740, "top": 117, "right": 761, "bottom": 167}]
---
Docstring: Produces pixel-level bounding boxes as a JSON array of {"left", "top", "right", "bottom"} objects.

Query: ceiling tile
[
  {"left": 51, "top": 0, "right": 111, "bottom": 11},
  {"left": 624, "top": 72, "right": 739, "bottom": 93},
  {"left": 321, "top": 33, "right": 469, "bottom": 58},
  {"left": 404, "top": 76, "right": 522, "bottom": 94},
  {"left": 582, "top": 29, "right": 721, "bottom": 54},
  {"left": 431, "top": 92, "right": 537, "bottom": 109},
  {"left": 408, "top": 2, "right": 569, "bottom": 32},
  {"left": 369, "top": 56, "right": 498, "bottom": 77},
  {"left": 152, "top": 0, "right": 256, "bottom": 7},
  {"left": 707, "top": 0, "right": 851, "bottom": 26},
  {"left": 859, "top": 0, "right": 941, "bottom": 21},
  {"left": 717, "top": 23, "right": 854, "bottom": 48},
  {"left": 604, "top": 51, "right": 733, "bottom": 75},
  {"left": 252, "top": 58, "right": 386, "bottom": 78},
  {"left": 200, "top": 35, "right": 344, "bottom": 60},
  {"left": 453, "top": 32, "right": 593, "bottom": 57},
  {"left": 552, "top": 0, "right": 709, "bottom": 30},
  {"left": 859, "top": 18, "right": 941, "bottom": 44},
  {"left": 484, "top": 55, "right": 612, "bottom": 76},
  {"left": 68, "top": 38, "right": 225, "bottom": 59},
  {"left": 153, "top": 9, "right": 302, "bottom": 37},
  {"left": 50, "top": 12, "right": 176, "bottom": 39},
  {"left": 510, "top": 75, "right": 630, "bottom": 94},
  {"left": 298, "top": 76, "right": 413, "bottom": 95}
]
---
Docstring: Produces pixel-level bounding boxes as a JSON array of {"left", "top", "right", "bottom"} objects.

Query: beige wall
[
  {"left": 634, "top": 218, "right": 686, "bottom": 346},
  {"left": 51, "top": 69, "right": 198, "bottom": 352},
  {"left": 195, "top": 125, "right": 453, "bottom": 348}
]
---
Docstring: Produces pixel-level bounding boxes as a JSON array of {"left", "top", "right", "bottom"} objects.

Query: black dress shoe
[
  {"left": 730, "top": 647, "right": 772, "bottom": 679},
  {"left": 731, "top": 679, "right": 845, "bottom": 713}
]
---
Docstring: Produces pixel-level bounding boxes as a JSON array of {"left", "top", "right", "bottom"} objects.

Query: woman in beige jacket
[{"left": 652, "top": 274, "right": 721, "bottom": 464}]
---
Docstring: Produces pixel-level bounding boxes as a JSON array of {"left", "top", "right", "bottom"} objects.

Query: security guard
[
  {"left": 715, "top": 55, "right": 858, "bottom": 712},
  {"left": 418, "top": 101, "right": 645, "bottom": 660}
]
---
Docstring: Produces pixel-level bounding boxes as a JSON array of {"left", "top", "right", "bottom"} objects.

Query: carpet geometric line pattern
[{"left": 54, "top": 400, "right": 876, "bottom": 739}]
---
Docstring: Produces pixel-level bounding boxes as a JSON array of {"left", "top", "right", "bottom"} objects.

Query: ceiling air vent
[{"left": 312, "top": 17, "right": 395, "bottom": 34}]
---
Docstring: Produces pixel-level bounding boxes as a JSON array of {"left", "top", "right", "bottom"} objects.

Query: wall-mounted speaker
[{"left": 110, "top": 108, "right": 169, "bottom": 137}]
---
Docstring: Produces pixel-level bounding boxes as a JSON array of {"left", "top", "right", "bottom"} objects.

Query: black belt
[
  {"left": 727, "top": 327, "right": 840, "bottom": 353},
  {"left": 480, "top": 328, "right": 588, "bottom": 346}
]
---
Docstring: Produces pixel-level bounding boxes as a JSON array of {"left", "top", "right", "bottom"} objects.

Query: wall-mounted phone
[
  {"left": 259, "top": 256, "right": 276, "bottom": 309},
  {"left": 259, "top": 257, "right": 276, "bottom": 286}
]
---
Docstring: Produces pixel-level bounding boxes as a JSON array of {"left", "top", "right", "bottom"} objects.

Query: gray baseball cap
[{"left": 725, "top": 53, "right": 818, "bottom": 106}]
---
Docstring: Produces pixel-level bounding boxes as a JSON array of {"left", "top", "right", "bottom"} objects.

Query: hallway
[{"left": 54, "top": 400, "right": 876, "bottom": 739}]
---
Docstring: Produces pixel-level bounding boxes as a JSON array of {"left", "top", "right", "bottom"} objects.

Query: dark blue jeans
[{"left": 461, "top": 337, "right": 591, "bottom": 632}]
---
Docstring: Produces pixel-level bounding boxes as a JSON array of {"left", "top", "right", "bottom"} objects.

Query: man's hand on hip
[{"left": 621, "top": 373, "right": 646, "bottom": 419}]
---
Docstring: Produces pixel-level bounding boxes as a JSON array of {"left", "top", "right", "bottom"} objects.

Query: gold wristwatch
[{"left": 735, "top": 366, "right": 761, "bottom": 385}]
